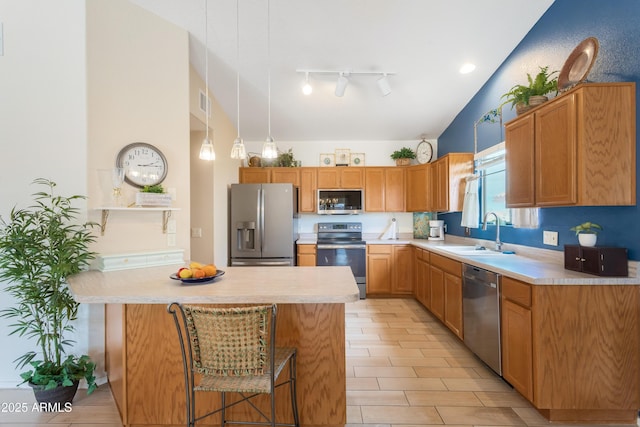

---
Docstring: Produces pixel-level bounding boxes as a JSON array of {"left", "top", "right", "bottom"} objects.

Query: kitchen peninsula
[{"left": 67, "top": 265, "right": 359, "bottom": 427}]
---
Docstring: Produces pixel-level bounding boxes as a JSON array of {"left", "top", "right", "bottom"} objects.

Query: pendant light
[
  {"left": 230, "top": 0, "right": 246, "bottom": 160},
  {"left": 199, "top": 0, "right": 215, "bottom": 161},
  {"left": 261, "top": 0, "right": 278, "bottom": 159}
]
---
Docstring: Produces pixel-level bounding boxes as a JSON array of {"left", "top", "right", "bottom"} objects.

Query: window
[{"left": 475, "top": 142, "right": 511, "bottom": 225}]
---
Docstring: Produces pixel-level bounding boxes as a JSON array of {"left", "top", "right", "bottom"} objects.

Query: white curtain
[
  {"left": 461, "top": 175, "right": 480, "bottom": 228},
  {"left": 512, "top": 208, "right": 540, "bottom": 228}
]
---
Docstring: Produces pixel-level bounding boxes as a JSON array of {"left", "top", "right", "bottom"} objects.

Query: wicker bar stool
[{"left": 167, "top": 303, "right": 300, "bottom": 427}]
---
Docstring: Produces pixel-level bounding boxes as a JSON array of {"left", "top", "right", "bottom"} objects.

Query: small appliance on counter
[{"left": 428, "top": 220, "right": 445, "bottom": 241}]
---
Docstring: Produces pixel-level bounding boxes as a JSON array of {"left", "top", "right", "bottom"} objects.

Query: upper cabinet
[
  {"left": 365, "top": 167, "right": 405, "bottom": 212},
  {"left": 405, "top": 154, "right": 473, "bottom": 213},
  {"left": 317, "top": 167, "right": 364, "bottom": 189},
  {"left": 505, "top": 83, "right": 636, "bottom": 208},
  {"left": 239, "top": 167, "right": 316, "bottom": 213}
]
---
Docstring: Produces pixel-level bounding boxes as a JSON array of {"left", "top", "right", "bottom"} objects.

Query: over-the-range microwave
[{"left": 317, "top": 189, "right": 364, "bottom": 215}]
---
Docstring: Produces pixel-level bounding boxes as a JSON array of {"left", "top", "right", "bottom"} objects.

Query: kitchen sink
[{"left": 439, "top": 246, "right": 512, "bottom": 256}]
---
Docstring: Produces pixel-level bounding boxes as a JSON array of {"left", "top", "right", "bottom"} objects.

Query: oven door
[{"left": 316, "top": 244, "right": 366, "bottom": 298}]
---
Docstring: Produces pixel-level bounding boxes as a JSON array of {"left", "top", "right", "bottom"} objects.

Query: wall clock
[
  {"left": 116, "top": 142, "right": 168, "bottom": 188},
  {"left": 416, "top": 139, "right": 434, "bottom": 164}
]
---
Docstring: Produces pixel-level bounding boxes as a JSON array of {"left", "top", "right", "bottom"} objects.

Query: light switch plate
[
  {"left": 166, "top": 219, "right": 177, "bottom": 234},
  {"left": 543, "top": 230, "right": 558, "bottom": 246}
]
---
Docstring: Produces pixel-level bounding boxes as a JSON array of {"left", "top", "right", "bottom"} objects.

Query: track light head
[
  {"left": 335, "top": 72, "right": 349, "bottom": 97},
  {"left": 377, "top": 73, "right": 392, "bottom": 96}
]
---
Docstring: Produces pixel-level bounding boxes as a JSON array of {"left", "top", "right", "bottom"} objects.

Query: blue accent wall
[{"left": 438, "top": 0, "right": 640, "bottom": 260}]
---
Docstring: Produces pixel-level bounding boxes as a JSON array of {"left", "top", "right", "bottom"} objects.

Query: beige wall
[
  {"left": 189, "top": 66, "right": 242, "bottom": 267},
  {"left": 86, "top": 0, "right": 191, "bottom": 258}
]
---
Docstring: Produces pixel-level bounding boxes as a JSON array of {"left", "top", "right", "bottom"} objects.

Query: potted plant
[
  {"left": 0, "top": 179, "right": 98, "bottom": 407},
  {"left": 390, "top": 147, "right": 416, "bottom": 166},
  {"left": 570, "top": 221, "right": 602, "bottom": 247},
  {"left": 500, "top": 66, "right": 559, "bottom": 115}
]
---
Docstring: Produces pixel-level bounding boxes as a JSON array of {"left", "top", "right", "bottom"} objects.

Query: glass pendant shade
[
  {"left": 199, "top": 137, "right": 215, "bottom": 160},
  {"left": 230, "top": 137, "right": 246, "bottom": 159},
  {"left": 261, "top": 136, "right": 278, "bottom": 159}
]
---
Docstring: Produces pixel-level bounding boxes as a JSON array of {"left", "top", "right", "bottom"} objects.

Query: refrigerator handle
[{"left": 259, "top": 188, "right": 265, "bottom": 251}]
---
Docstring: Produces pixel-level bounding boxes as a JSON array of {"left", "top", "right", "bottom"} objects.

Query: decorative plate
[
  {"left": 350, "top": 153, "right": 365, "bottom": 166},
  {"left": 558, "top": 37, "right": 599, "bottom": 91},
  {"left": 319, "top": 153, "right": 335, "bottom": 167},
  {"left": 170, "top": 269, "right": 225, "bottom": 284}
]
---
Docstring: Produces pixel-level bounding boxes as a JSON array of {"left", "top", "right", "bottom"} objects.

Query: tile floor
[{"left": 0, "top": 297, "right": 638, "bottom": 426}]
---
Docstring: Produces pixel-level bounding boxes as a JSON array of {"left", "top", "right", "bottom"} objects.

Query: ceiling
[{"left": 130, "top": 0, "right": 555, "bottom": 142}]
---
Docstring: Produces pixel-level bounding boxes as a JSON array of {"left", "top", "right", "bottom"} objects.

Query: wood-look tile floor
[{"left": 1, "top": 298, "right": 638, "bottom": 426}]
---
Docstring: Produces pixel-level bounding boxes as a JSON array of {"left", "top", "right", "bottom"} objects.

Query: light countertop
[
  {"left": 298, "top": 236, "right": 639, "bottom": 285},
  {"left": 67, "top": 265, "right": 360, "bottom": 304}
]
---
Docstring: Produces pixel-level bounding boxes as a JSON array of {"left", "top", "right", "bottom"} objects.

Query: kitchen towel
[
  {"left": 379, "top": 218, "right": 397, "bottom": 240},
  {"left": 461, "top": 175, "right": 479, "bottom": 228}
]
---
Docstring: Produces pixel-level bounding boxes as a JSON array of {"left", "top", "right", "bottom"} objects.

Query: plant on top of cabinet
[
  {"left": 0, "top": 179, "right": 98, "bottom": 406},
  {"left": 390, "top": 147, "right": 416, "bottom": 166},
  {"left": 500, "top": 66, "right": 558, "bottom": 115},
  {"left": 275, "top": 148, "right": 298, "bottom": 167}
]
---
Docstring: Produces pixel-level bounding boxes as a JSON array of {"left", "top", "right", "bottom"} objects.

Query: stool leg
[
  {"left": 221, "top": 392, "right": 226, "bottom": 427},
  {"left": 290, "top": 353, "right": 300, "bottom": 427}
]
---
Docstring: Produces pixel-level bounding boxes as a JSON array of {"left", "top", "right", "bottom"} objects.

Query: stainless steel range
[{"left": 316, "top": 222, "right": 366, "bottom": 299}]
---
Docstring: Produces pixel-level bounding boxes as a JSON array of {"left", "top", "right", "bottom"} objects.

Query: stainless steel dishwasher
[{"left": 462, "top": 263, "right": 502, "bottom": 375}]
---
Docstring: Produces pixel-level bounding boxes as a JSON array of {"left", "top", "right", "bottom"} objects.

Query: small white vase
[{"left": 578, "top": 233, "right": 597, "bottom": 247}]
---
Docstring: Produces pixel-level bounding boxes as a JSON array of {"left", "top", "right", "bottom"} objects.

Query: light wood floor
[{"left": 1, "top": 298, "right": 638, "bottom": 426}]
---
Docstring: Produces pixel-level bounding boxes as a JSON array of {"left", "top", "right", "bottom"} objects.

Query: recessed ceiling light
[{"left": 460, "top": 63, "right": 476, "bottom": 74}]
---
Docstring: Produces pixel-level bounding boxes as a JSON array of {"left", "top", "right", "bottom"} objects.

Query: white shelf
[{"left": 93, "top": 207, "right": 180, "bottom": 235}]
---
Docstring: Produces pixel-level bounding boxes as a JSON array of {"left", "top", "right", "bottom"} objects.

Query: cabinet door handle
[{"left": 580, "top": 258, "right": 586, "bottom": 262}]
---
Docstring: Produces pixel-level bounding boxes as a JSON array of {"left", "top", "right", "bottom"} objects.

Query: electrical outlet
[
  {"left": 191, "top": 227, "right": 202, "bottom": 238},
  {"left": 167, "top": 234, "right": 176, "bottom": 247},
  {"left": 543, "top": 230, "right": 558, "bottom": 246}
]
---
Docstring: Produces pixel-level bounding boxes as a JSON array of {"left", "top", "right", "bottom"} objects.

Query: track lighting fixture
[
  {"left": 377, "top": 73, "right": 391, "bottom": 96},
  {"left": 296, "top": 69, "right": 395, "bottom": 97},
  {"left": 335, "top": 72, "right": 349, "bottom": 97},
  {"left": 302, "top": 71, "right": 313, "bottom": 95}
]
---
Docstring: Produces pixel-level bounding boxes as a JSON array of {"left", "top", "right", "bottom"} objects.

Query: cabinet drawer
[
  {"left": 367, "top": 244, "right": 392, "bottom": 254},
  {"left": 430, "top": 253, "right": 461, "bottom": 275},
  {"left": 297, "top": 244, "right": 316, "bottom": 254},
  {"left": 502, "top": 276, "right": 531, "bottom": 308}
]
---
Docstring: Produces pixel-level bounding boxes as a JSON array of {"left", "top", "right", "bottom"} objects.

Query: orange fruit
[
  {"left": 192, "top": 269, "right": 205, "bottom": 279},
  {"left": 203, "top": 264, "right": 217, "bottom": 276}
]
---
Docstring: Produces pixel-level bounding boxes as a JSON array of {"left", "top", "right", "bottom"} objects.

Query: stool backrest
[{"left": 182, "top": 305, "right": 274, "bottom": 376}]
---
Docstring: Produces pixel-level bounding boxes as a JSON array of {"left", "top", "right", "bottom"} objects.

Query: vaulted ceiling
[{"left": 130, "top": 0, "right": 555, "bottom": 141}]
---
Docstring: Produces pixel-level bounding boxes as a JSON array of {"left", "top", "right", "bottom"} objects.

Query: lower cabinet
[
  {"left": 500, "top": 276, "right": 640, "bottom": 424},
  {"left": 428, "top": 252, "right": 463, "bottom": 339},
  {"left": 366, "top": 244, "right": 413, "bottom": 296},
  {"left": 296, "top": 244, "right": 316, "bottom": 266},
  {"left": 413, "top": 248, "right": 431, "bottom": 308},
  {"left": 501, "top": 277, "right": 533, "bottom": 401}
]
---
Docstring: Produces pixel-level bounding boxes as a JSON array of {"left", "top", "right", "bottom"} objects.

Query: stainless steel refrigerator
[{"left": 229, "top": 183, "right": 298, "bottom": 266}]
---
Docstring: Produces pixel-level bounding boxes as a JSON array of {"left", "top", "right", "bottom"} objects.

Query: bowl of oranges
[{"left": 170, "top": 261, "right": 224, "bottom": 284}]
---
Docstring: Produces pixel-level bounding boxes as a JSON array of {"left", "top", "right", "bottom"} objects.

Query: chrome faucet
[{"left": 482, "top": 212, "right": 502, "bottom": 252}]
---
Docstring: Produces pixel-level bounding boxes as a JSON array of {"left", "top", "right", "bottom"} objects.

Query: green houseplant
[
  {"left": 0, "top": 179, "right": 98, "bottom": 406},
  {"left": 570, "top": 221, "right": 602, "bottom": 247},
  {"left": 500, "top": 66, "right": 559, "bottom": 115},
  {"left": 390, "top": 147, "right": 416, "bottom": 166}
]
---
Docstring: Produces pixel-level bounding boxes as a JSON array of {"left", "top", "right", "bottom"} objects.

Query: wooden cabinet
[
  {"left": 392, "top": 245, "right": 413, "bottom": 295},
  {"left": 365, "top": 167, "right": 405, "bottom": 212},
  {"left": 317, "top": 167, "right": 363, "bottom": 189},
  {"left": 298, "top": 168, "right": 317, "bottom": 213},
  {"left": 563, "top": 245, "right": 628, "bottom": 277},
  {"left": 296, "top": 244, "right": 316, "bottom": 266},
  {"left": 366, "top": 245, "right": 392, "bottom": 295},
  {"left": 413, "top": 248, "right": 430, "bottom": 308},
  {"left": 429, "top": 253, "right": 463, "bottom": 338},
  {"left": 405, "top": 154, "right": 472, "bottom": 212},
  {"left": 239, "top": 167, "right": 271, "bottom": 183},
  {"left": 505, "top": 82, "right": 636, "bottom": 208},
  {"left": 501, "top": 277, "right": 533, "bottom": 401},
  {"left": 500, "top": 276, "right": 640, "bottom": 423},
  {"left": 431, "top": 153, "right": 473, "bottom": 212},
  {"left": 405, "top": 163, "right": 431, "bottom": 212},
  {"left": 271, "top": 167, "right": 300, "bottom": 186},
  {"left": 366, "top": 244, "right": 412, "bottom": 296}
]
